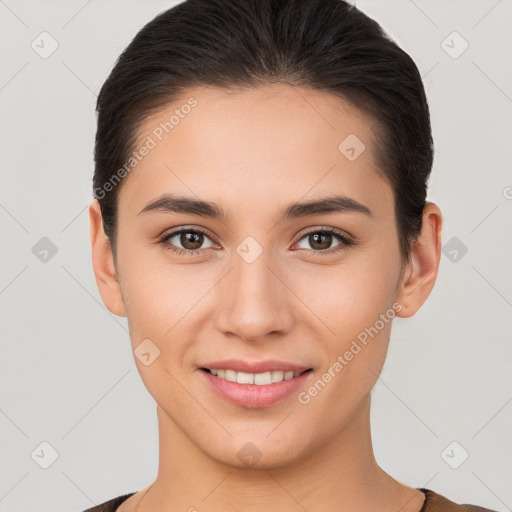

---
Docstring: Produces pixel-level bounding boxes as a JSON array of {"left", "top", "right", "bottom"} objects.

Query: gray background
[{"left": 1, "top": 0, "right": 511, "bottom": 511}]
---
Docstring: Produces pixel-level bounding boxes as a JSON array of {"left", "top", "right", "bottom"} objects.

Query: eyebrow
[{"left": 138, "top": 193, "right": 373, "bottom": 221}]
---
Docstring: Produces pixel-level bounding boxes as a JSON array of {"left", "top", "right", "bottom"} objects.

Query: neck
[{"left": 134, "top": 396, "right": 423, "bottom": 512}]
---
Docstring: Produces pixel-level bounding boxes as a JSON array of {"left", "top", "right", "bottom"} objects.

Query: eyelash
[{"left": 156, "top": 226, "right": 354, "bottom": 257}]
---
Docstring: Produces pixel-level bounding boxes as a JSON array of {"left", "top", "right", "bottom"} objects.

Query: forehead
[{"left": 118, "top": 83, "right": 393, "bottom": 221}]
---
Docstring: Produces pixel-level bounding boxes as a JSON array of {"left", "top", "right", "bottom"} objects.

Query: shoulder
[
  {"left": 420, "top": 488, "right": 498, "bottom": 511},
  {"left": 81, "top": 492, "right": 136, "bottom": 512}
]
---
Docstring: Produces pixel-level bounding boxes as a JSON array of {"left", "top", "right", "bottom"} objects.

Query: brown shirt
[{"left": 81, "top": 488, "right": 497, "bottom": 511}]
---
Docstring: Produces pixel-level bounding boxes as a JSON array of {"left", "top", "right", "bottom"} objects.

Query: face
[{"left": 95, "top": 84, "right": 418, "bottom": 469}]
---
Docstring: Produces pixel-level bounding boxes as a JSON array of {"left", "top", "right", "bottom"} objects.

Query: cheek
[
  {"left": 117, "top": 241, "right": 218, "bottom": 365},
  {"left": 290, "top": 245, "right": 400, "bottom": 406},
  {"left": 116, "top": 238, "right": 170, "bottom": 342},
  {"left": 292, "top": 244, "right": 400, "bottom": 340},
  {"left": 120, "top": 230, "right": 400, "bottom": 348},
  {"left": 294, "top": 268, "right": 398, "bottom": 424}
]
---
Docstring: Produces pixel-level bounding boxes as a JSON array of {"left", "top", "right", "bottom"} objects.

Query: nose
[{"left": 214, "top": 245, "right": 294, "bottom": 343}]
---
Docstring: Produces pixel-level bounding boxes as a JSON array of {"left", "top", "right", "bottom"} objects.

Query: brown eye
[
  {"left": 158, "top": 229, "right": 216, "bottom": 255},
  {"left": 158, "top": 226, "right": 353, "bottom": 257},
  {"left": 308, "top": 232, "right": 334, "bottom": 250},
  {"left": 178, "top": 231, "right": 204, "bottom": 250},
  {"left": 295, "top": 228, "right": 353, "bottom": 254}
]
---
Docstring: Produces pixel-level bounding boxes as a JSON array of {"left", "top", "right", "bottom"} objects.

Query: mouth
[
  {"left": 200, "top": 367, "right": 312, "bottom": 385},
  {"left": 199, "top": 367, "right": 314, "bottom": 408}
]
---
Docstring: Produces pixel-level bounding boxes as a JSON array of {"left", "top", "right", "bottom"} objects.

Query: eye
[
  {"left": 157, "top": 226, "right": 354, "bottom": 257},
  {"left": 294, "top": 227, "right": 353, "bottom": 255},
  {"left": 157, "top": 228, "right": 216, "bottom": 256}
]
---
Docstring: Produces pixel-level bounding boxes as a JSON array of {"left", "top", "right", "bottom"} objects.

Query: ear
[
  {"left": 89, "top": 199, "right": 126, "bottom": 317},
  {"left": 395, "top": 202, "right": 443, "bottom": 318}
]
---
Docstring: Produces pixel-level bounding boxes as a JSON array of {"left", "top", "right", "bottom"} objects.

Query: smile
[
  {"left": 200, "top": 368, "right": 313, "bottom": 408},
  {"left": 202, "top": 368, "right": 308, "bottom": 385}
]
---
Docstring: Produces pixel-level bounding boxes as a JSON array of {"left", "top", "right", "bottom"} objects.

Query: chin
[{"left": 200, "top": 434, "right": 312, "bottom": 470}]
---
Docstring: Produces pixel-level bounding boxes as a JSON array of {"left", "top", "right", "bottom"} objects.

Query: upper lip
[{"left": 200, "top": 359, "right": 311, "bottom": 374}]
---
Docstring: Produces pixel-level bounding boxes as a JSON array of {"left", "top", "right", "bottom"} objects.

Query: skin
[{"left": 89, "top": 83, "right": 442, "bottom": 512}]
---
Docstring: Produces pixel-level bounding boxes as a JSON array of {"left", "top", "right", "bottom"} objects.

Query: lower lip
[{"left": 200, "top": 369, "right": 313, "bottom": 408}]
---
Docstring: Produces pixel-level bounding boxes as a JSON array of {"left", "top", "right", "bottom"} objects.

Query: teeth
[
  {"left": 225, "top": 369, "right": 237, "bottom": 382},
  {"left": 208, "top": 368, "right": 302, "bottom": 385},
  {"left": 254, "top": 371, "right": 272, "bottom": 385}
]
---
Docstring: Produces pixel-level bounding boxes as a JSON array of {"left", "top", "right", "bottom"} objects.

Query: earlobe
[
  {"left": 88, "top": 199, "right": 127, "bottom": 317},
  {"left": 395, "top": 202, "right": 443, "bottom": 318}
]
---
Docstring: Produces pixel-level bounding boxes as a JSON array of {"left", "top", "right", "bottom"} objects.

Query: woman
[{"left": 85, "top": 0, "right": 496, "bottom": 510}]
